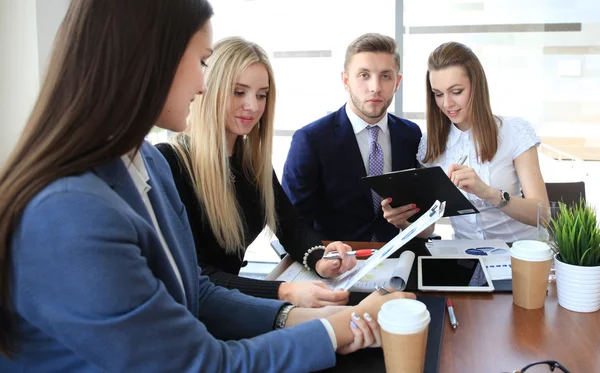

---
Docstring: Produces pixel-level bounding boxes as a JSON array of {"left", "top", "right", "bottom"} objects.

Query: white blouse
[{"left": 417, "top": 117, "right": 540, "bottom": 242}]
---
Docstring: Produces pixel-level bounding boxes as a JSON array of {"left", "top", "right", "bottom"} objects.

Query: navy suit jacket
[
  {"left": 282, "top": 105, "right": 422, "bottom": 242},
  {"left": 0, "top": 142, "right": 335, "bottom": 373}
]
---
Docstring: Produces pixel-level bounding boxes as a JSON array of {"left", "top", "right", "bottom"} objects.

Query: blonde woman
[
  {"left": 156, "top": 37, "right": 357, "bottom": 308},
  {"left": 419, "top": 42, "right": 549, "bottom": 242}
]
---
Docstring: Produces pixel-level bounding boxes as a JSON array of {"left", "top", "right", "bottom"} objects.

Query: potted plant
[{"left": 549, "top": 200, "right": 600, "bottom": 313}]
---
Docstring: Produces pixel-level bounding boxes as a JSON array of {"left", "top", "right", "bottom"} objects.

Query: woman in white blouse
[{"left": 417, "top": 41, "right": 549, "bottom": 242}]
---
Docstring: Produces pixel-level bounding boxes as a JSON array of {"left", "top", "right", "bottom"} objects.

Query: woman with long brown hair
[
  {"left": 157, "top": 37, "right": 356, "bottom": 308},
  {"left": 0, "top": 1, "right": 413, "bottom": 371},
  {"left": 419, "top": 41, "right": 548, "bottom": 242}
]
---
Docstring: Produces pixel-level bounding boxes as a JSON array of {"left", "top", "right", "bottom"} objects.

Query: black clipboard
[{"left": 362, "top": 166, "right": 479, "bottom": 221}]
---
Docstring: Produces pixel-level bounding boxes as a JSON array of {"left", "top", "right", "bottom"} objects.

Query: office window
[
  {"left": 149, "top": 0, "right": 396, "bottom": 176},
  {"left": 402, "top": 0, "right": 600, "bottom": 206}
]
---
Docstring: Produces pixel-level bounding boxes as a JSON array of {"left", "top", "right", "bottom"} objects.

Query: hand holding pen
[
  {"left": 447, "top": 154, "right": 493, "bottom": 198},
  {"left": 315, "top": 241, "right": 358, "bottom": 278},
  {"left": 323, "top": 249, "right": 376, "bottom": 260}
]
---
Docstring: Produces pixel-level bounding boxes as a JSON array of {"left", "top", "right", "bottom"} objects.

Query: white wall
[
  {"left": 35, "top": 0, "right": 70, "bottom": 75},
  {"left": 0, "top": 0, "right": 69, "bottom": 169},
  {"left": 0, "top": 0, "right": 40, "bottom": 168}
]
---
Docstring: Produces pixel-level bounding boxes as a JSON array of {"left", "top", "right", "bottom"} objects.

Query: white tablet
[{"left": 418, "top": 257, "right": 495, "bottom": 292}]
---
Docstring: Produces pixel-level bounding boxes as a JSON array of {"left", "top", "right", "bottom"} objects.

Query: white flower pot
[{"left": 554, "top": 254, "right": 600, "bottom": 313}]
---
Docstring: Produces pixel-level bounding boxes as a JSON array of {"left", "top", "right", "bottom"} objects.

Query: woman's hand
[
  {"left": 447, "top": 164, "right": 494, "bottom": 200},
  {"left": 337, "top": 311, "right": 382, "bottom": 354},
  {"left": 381, "top": 198, "right": 435, "bottom": 238},
  {"left": 278, "top": 281, "right": 349, "bottom": 308},
  {"left": 355, "top": 289, "right": 417, "bottom": 321},
  {"left": 315, "top": 241, "right": 357, "bottom": 278},
  {"left": 381, "top": 198, "right": 419, "bottom": 229},
  {"left": 325, "top": 289, "right": 416, "bottom": 349}
]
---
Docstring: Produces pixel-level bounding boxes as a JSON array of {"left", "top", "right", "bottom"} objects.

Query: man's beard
[{"left": 349, "top": 91, "right": 392, "bottom": 120}]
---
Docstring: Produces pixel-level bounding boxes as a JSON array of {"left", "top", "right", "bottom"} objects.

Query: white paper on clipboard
[{"left": 334, "top": 200, "right": 446, "bottom": 291}]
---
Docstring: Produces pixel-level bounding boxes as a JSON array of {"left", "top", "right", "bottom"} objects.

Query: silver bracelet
[
  {"left": 274, "top": 303, "right": 296, "bottom": 329},
  {"left": 302, "top": 245, "right": 326, "bottom": 271}
]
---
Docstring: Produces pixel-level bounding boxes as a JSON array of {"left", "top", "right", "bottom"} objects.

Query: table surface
[{"left": 266, "top": 242, "right": 600, "bottom": 373}]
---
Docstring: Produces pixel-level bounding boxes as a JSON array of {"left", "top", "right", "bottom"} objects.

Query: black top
[{"left": 156, "top": 143, "right": 325, "bottom": 299}]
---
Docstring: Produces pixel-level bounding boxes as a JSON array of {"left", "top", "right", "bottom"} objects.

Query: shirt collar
[
  {"left": 448, "top": 122, "right": 471, "bottom": 148},
  {"left": 121, "top": 151, "right": 151, "bottom": 193},
  {"left": 345, "top": 103, "right": 389, "bottom": 135}
]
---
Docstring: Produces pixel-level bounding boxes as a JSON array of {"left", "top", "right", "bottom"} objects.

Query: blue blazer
[
  {"left": 282, "top": 105, "right": 422, "bottom": 242},
  {"left": 1, "top": 143, "right": 335, "bottom": 373}
]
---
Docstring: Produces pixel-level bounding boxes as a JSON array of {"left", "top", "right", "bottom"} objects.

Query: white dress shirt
[
  {"left": 122, "top": 152, "right": 185, "bottom": 296},
  {"left": 418, "top": 117, "right": 540, "bottom": 242},
  {"left": 345, "top": 104, "right": 392, "bottom": 174}
]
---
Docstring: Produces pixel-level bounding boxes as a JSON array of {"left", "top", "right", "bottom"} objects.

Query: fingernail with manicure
[
  {"left": 351, "top": 321, "right": 358, "bottom": 328},
  {"left": 363, "top": 313, "right": 373, "bottom": 322},
  {"left": 351, "top": 312, "right": 360, "bottom": 321}
]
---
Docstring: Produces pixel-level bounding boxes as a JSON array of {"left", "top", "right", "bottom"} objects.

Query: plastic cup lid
[
  {"left": 377, "top": 299, "right": 430, "bottom": 334},
  {"left": 510, "top": 240, "right": 554, "bottom": 262}
]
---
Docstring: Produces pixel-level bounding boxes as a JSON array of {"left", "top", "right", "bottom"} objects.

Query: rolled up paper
[{"left": 389, "top": 251, "right": 415, "bottom": 291}]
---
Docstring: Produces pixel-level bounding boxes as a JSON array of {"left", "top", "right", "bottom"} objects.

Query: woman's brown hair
[
  {"left": 0, "top": 0, "right": 213, "bottom": 357},
  {"left": 423, "top": 41, "right": 499, "bottom": 164}
]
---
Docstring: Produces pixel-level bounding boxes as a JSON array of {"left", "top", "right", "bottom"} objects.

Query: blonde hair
[
  {"left": 424, "top": 41, "right": 499, "bottom": 164},
  {"left": 171, "top": 37, "right": 276, "bottom": 255}
]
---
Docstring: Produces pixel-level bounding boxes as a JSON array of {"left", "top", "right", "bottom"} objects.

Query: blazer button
[{"left": 241, "top": 260, "right": 248, "bottom": 268}]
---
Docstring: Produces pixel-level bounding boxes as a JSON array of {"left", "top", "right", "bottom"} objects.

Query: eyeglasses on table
[{"left": 504, "top": 360, "right": 571, "bottom": 373}]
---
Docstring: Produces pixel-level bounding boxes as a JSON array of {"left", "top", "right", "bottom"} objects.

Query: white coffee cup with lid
[
  {"left": 510, "top": 240, "right": 554, "bottom": 309},
  {"left": 377, "top": 299, "right": 430, "bottom": 373},
  {"left": 510, "top": 240, "right": 554, "bottom": 262}
]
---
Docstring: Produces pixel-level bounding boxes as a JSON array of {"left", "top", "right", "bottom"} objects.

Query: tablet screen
[{"left": 421, "top": 258, "right": 489, "bottom": 287}]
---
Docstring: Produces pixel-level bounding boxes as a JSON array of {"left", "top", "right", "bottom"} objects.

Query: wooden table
[{"left": 267, "top": 243, "right": 600, "bottom": 373}]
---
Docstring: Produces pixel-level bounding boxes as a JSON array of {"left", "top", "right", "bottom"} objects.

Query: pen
[
  {"left": 446, "top": 298, "right": 459, "bottom": 329},
  {"left": 322, "top": 249, "right": 376, "bottom": 260},
  {"left": 457, "top": 155, "right": 468, "bottom": 165}
]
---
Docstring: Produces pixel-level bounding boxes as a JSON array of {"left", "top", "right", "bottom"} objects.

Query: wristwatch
[
  {"left": 495, "top": 190, "right": 510, "bottom": 208},
  {"left": 274, "top": 303, "right": 296, "bottom": 329}
]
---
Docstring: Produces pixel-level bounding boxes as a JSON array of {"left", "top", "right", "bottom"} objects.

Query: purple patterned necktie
[{"left": 368, "top": 125, "right": 384, "bottom": 213}]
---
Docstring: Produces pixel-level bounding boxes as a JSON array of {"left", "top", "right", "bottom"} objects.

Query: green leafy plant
[{"left": 549, "top": 200, "right": 600, "bottom": 267}]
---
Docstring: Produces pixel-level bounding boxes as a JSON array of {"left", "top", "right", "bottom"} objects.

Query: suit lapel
[
  {"left": 141, "top": 145, "right": 194, "bottom": 307},
  {"left": 92, "top": 147, "right": 191, "bottom": 307},
  {"left": 334, "top": 105, "right": 376, "bottom": 209},
  {"left": 389, "top": 114, "right": 405, "bottom": 171},
  {"left": 92, "top": 157, "right": 154, "bottom": 224}
]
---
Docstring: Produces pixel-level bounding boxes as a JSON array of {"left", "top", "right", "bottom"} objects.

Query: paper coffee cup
[
  {"left": 510, "top": 240, "right": 554, "bottom": 309},
  {"left": 377, "top": 299, "right": 430, "bottom": 373}
]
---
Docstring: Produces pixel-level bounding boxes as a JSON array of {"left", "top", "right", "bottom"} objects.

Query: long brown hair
[
  {"left": 423, "top": 41, "right": 499, "bottom": 164},
  {"left": 171, "top": 37, "right": 277, "bottom": 254},
  {"left": 0, "top": 0, "right": 213, "bottom": 357}
]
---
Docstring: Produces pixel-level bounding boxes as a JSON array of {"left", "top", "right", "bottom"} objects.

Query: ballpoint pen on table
[
  {"left": 322, "top": 249, "right": 376, "bottom": 260},
  {"left": 457, "top": 155, "right": 468, "bottom": 166},
  {"left": 446, "top": 298, "right": 459, "bottom": 329}
]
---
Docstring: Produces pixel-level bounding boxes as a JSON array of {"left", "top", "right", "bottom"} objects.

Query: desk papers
[
  {"left": 276, "top": 200, "right": 445, "bottom": 292},
  {"left": 426, "top": 239, "right": 512, "bottom": 280},
  {"left": 276, "top": 252, "right": 414, "bottom": 293}
]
